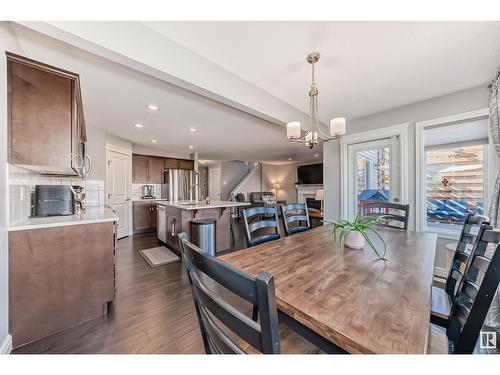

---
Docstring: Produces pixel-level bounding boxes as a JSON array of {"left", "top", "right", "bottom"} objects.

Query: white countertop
[
  {"left": 157, "top": 200, "right": 250, "bottom": 210},
  {"left": 132, "top": 198, "right": 168, "bottom": 202},
  {"left": 8, "top": 206, "right": 118, "bottom": 232}
]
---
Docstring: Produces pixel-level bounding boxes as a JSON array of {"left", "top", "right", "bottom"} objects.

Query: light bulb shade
[
  {"left": 315, "top": 189, "right": 324, "bottom": 201},
  {"left": 330, "top": 117, "right": 346, "bottom": 136},
  {"left": 287, "top": 121, "right": 301, "bottom": 138},
  {"left": 274, "top": 182, "right": 281, "bottom": 190}
]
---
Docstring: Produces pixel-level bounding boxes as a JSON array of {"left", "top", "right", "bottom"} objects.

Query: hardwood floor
[
  {"left": 12, "top": 217, "right": 309, "bottom": 354},
  {"left": 13, "top": 232, "right": 204, "bottom": 354}
]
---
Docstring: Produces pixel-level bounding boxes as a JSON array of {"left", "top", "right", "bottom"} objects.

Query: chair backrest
[
  {"left": 446, "top": 225, "right": 500, "bottom": 354},
  {"left": 362, "top": 202, "right": 410, "bottom": 230},
  {"left": 281, "top": 203, "right": 311, "bottom": 236},
  {"left": 242, "top": 206, "right": 280, "bottom": 247},
  {"left": 178, "top": 233, "right": 281, "bottom": 354},
  {"left": 445, "top": 214, "right": 490, "bottom": 301},
  {"left": 235, "top": 192, "right": 246, "bottom": 203}
]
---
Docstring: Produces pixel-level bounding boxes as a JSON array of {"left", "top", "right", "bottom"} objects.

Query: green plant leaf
[{"left": 367, "top": 227, "right": 388, "bottom": 259}]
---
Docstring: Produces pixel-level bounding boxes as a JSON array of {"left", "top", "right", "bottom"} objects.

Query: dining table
[{"left": 219, "top": 223, "right": 437, "bottom": 354}]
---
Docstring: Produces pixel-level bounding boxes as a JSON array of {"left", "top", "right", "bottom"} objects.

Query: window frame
[{"left": 415, "top": 109, "right": 491, "bottom": 240}]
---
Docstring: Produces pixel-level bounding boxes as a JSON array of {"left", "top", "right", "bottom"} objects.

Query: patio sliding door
[{"left": 346, "top": 137, "right": 401, "bottom": 220}]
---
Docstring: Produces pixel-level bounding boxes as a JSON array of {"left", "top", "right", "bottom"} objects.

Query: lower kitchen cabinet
[
  {"left": 133, "top": 201, "right": 157, "bottom": 234},
  {"left": 9, "top": 221, "right": 116, "bottom": 348}
]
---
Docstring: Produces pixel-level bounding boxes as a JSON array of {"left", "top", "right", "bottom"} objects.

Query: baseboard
[{"left": 0, "top": 334, "right": 12, "bottom": 354}]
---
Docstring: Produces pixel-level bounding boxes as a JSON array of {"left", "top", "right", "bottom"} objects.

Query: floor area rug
[{"left": 139, "top": 246, "right": 180, "bottom": 268}]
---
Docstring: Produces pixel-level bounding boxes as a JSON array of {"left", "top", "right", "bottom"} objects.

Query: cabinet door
[
  {"left": 133, "top": 203, "right": 153, "bottom": 233},
  {"left": 178, "top": 159, "right": 194, "bottom": 170},
  {"left": 163, "top": 158, "right": 179, "bottom": 170},
  {"left": 9, "top": 61, "right": 73, "bottom": 170},
  {"left": 148, "top": 157, "right": 164, "bottom": 183},
  {"left": 132, "top": 155, "right": 149, "bottom": 182}
]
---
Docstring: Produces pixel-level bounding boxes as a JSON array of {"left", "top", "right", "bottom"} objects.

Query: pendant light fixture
[{"left": 286, "top": 52, "right": 346, "bottom": 149}]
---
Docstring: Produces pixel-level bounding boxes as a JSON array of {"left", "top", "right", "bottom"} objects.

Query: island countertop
[
  {"left": 157, "top": 200, "right": 250, "bottom": 210},
  {"left": 8, "top": 206, "right": 118, "bottom": 232}
]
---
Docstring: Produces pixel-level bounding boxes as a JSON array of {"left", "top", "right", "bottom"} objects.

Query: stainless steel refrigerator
[{"left": 161, "top": 169, "right": 199, "bottom": 202}]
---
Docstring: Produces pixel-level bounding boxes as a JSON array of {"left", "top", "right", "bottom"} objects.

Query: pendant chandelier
[{"left": 286, "top": 52, "right": 346, "bottom": 149}]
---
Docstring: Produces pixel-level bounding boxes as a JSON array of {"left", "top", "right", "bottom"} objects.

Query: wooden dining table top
[{"left": 220, "top": 224, "right": 437, "bottom": 354}]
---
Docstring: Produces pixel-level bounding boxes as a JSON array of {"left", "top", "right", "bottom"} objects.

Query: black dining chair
[
  {"left": 431, "top": 214, "right": 490, "bottom": 327},
  {"left": 428, "top": 225, "right": 500, "bottom": 354},
  {"left": 178, "top": 232, "right": 281, "bottom": 354},
  {"left": 362, "top": 201, "right": 410, "bottom": 230},
  {"left": 242, "top": 206, "right": 280, "bottom": 247},
  {"left": 281, "top": 203, "right": 311, "bottom": 236}
]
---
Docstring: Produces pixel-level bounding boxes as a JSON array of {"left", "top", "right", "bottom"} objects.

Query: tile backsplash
[{"left": 9, "top": 165, "right": 105, "bottom": 226}]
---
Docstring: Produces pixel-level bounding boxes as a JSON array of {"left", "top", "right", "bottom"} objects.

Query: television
[{"left": 297, "top": 163, "right": 323, "bottom": 184}]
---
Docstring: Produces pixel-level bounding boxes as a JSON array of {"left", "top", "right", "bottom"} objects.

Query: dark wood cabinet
[
  {"left": 133, "top": 202, "right": 157, "bottom": 233},
  {"left": 132, "top": 154, "right": 194, "bottom": 183},
  {"left": 9, "top": 222, "right": 115, "bottom": 348},
  {"left": 132, "top": 155, "right": 149, "bottom": 182},
  {"left": 163, "top": 158, "right": 179, "bottom": 170},
  {"left": 148, "top": 157, "right": 164, "bottom": 183},
  {"left": 178, "top": 159, "right": 195, "bottom": 170},
  {"left": 132, "top": 155, "right": 166, "bottom": 183},
  {"left": 7, "top": 52, "right": 87, "bottom": 176}
]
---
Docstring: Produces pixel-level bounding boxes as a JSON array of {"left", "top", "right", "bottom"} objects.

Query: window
[
  {"left": 416, "top": 111, "right": 490, "bottom": 237},
  {"left": 425, "top": 143, "right": 485, "bottom": 232}
]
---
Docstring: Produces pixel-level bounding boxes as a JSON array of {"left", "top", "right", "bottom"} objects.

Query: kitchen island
[{"left": 157, "top": 200, "right": 249, "bottom": 254}]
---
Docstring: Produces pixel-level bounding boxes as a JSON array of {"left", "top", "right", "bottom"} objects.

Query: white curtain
[
  {"left": 485, "top": 68, "right": 500, "bottom": 333},
  {"left": 488, "top": 68, "right": 500, "bottom": 227}
]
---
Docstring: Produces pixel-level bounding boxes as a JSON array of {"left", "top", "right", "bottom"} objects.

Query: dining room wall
[{"left": 323, "top": 84, "right": 490, "bottom": 270}]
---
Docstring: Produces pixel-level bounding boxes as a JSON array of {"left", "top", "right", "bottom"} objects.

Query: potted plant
[{"left": 324, "top": 214, "right": 388, "bottom": 261}]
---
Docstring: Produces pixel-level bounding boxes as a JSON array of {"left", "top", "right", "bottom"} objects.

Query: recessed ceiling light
[
  {"left": 189, "top": 145, "right": 194, "bottom": 149},
  {"left": 146, "top": 104, "right": 159, "bottom": 111},
  {"left": 189, "top": 128, "right": 197, "bottom": 132},
  {"left": 314, "top": 153, "right": 319, "bottom": 157},
  {"left": 151, "top": 139, "right": 157, "bottom": 143},
  {"left": 135, "top": 123, "right": 144, "bottom": 128},
  {"left": 288, "top": 158, "right": 292, "bottom": 161}
]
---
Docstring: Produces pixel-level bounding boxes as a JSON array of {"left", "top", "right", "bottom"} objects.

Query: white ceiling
[
  {"left": 13, "top": 24, "right": 322, "bottom": 163},
  {"left": 12, "top": 21, "right": 500, "bottom": 164},
  {"left": 144, "top": 21, "right": 500, "bottom": 120}
]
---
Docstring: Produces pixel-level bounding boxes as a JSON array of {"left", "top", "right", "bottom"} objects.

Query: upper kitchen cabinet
[
  {"left": 132, "top": 154, "right": 149, "bottom": 182},
  {"left": 178, "top": 159, "right": 194, "bottom": 170},
  {"left": 163, "top": 157, "right": 179, "bottom": 170},
  {"left": 7, "top": 52, "right": 89, "bottom": 176},
  {"left": 132, "top": 155, "right": 164, "bottom": 183}
]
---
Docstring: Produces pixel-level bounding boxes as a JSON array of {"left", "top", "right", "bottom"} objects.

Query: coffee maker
[
  {"left": 72, "top": 185, "right": 86, "bottom": 213},
  {"left": 141, "top": 184, "right": 156, "bottom": 199}
]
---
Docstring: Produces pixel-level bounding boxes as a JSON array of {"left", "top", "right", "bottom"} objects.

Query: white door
[
  {"left": 106, "top": 147, "right": 132, "bottom": 239},
  {"left": 208, "top": 167, "right": 222, "bottom": 200},
  {"left": 346, "top": 137, "right": 401, "bottom": 220}
]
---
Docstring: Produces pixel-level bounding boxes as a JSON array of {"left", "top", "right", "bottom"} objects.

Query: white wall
[
  {"left": 85, "top": 126, "right": 132, "bottom": 181},
  {"left": 323, "top": 84, "right": 490, "bottom": 269},
  {"left": 0, "top": 21, "right": 24, "bottom": 353}
]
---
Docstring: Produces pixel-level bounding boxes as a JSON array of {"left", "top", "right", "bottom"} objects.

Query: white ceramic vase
[{"left": 344, "top": 230, "right": 365, "bottom": 250}]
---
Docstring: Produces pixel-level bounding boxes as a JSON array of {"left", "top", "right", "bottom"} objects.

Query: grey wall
[
  {"left": 261, "top": 163, "right": 298, "bottom": 203},
  {"left": 0, "top": 21, "right": 24, "bottom": 352},
  {"left": 323, "top": 84, "right": 490, "bottom": 269},
  {"left": 220, "top": 161, "right": 252, "bottom": 200}
]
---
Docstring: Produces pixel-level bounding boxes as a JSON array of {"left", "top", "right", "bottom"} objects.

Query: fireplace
[
  {"left": 296, "top": 184, "right": 323, "bottom": 204},
  {"left": 306, "top": 198, "right": 321, "bottom": 210}
]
